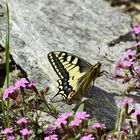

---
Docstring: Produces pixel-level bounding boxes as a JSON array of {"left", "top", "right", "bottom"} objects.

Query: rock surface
[{"left": 0, "top": 0, "right": 139, "bottom": 128}]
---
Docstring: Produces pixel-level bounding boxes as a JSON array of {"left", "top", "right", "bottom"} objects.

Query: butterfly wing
[{"left": 48, "top": 51, "right": 92, "bottom": 100}]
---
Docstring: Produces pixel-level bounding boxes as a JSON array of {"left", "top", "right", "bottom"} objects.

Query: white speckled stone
[{"left": 0, "top": 0, "right": 138, "bottom": 128}]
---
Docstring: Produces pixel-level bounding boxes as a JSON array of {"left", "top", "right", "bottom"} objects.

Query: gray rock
[{"left": 0, "top": 0, "right": 139, "bottom": 129}]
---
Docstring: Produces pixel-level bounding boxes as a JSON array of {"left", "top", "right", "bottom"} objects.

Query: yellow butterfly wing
[{"left": 48, "top": 51, "right": 101, "bottom": 100}]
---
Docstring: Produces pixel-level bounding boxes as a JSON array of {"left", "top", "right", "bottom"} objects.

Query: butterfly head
[{"left": 78, "top": 62, "right": 102, "bottom": 94}]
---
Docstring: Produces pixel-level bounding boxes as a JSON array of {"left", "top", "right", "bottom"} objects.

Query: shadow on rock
[{"left": 82, "top": 86, "right": 119, "bottom": 129}]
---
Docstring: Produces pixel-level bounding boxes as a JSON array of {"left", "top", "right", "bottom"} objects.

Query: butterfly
[{"left": 48, "top": 51, "right": 102, "bottom": 101}]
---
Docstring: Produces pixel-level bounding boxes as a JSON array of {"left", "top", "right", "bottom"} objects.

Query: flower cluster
[
  {"left": 121, "top": 97, "right": 134, "bottom": 106},
  {"left": 133, "top": 25, "right": 140, "bottom": 35},
  {"left": 44, "top": 111, "right": 106, "bottom": 140},
  {"left": 1, "top": 77, "right": 140, "bottom": 140},
  {"left": 112, "top": 25, "right": 140, "bottom": 93},
  {"left": 1, "top": 117, "right": 32, "bottom": 140},
  {"left": 1, "top": 78, "right": 53, "bottom": 140},
  {"left": 43, "top": 97, "right": 140, "bottom": 140},
  {"left": 3, "top": 78, "right": 30, "bottom": 100},
  {"left": 2, "top": 78, "right": 48, "bottom": 111}
]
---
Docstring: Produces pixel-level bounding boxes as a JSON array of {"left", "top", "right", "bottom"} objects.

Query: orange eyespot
[{"left": 67, "top": 91, "right": 76, "bottom": 100}]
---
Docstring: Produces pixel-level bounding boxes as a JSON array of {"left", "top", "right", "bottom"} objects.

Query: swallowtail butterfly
[{"left": 48, "top": 51, "right": 102, "bottom": 100}]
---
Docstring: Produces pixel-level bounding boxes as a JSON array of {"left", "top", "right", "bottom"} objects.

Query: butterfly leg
[{"left": 99, "top": 70, "right": 109, "bottom": 77}]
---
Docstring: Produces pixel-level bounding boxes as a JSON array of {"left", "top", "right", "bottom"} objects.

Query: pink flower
[
  {"left": 121, "top": 97, "right": 134, "bottom": 105},
  {"left": 122, "top": 59, "right": 134, "bottom": 67},
  {"left": 69, "top": 118, "right": 82, "bottom": 126},
  {"left": 92, "top": 123, "right": 106, "bottom": 129},
  {"left": 75, "top": 112, "right": 89, "bottom": 120},
  {"left": 17, "top": 117, "right": 28, "bottom": 124},
  {"left": 19, "top": 128, "right": 32, "bottom": 136},
  {"left": 59, "top": 112, "right": 73, "bottom": 119},
  {"left": 15, "top": 78, "right": 29, "bottom": 88},
  {"left": 107, "top": 138, "right": 117, "bottom": 140},
  {"left": 3, "top": 86, "right": 16, "bottom": 100},
  {"left": 69, "top": 112, "right": 89, "bottom": 126},
  {"left": 27, "top": 80, "right": 35, "bottom": 88},
  {"left": 136, "top": 66, "right": 140, "bottom": 73},
  {"left": 122, "top": 77, "right": 131, "bottom": 83},
  {"left": 81, "top": 134, "right": 95, "bottom": 140},
  {"left": 55, "top": 112, "right": 73, "bottom": 127},
  {"left": 133, "top": 109, "right": 140, "bottom": 115},
  {"left": 44, "top": 134, "right": 58, "bottom": 140},
  {"left": 1, "top": 127, "right": 13, "bottom": 135},
  {"left": 133, "top": 25, "right": 140, "bottom": 34},
  {"left": 44, "top": 127, "right": 55, "bottom": 134},
  {"left": 115, "top": 60, "right": 124, "bottom": 71},
  {"left": 123, "top": 49, "right": 135, "bottom": 59},
  {"left": 8, "top": 136, "right": 15, "bottom": 140},
  {"left": 135, "top": 41, "right": 140, "bottom": 46},
  {"left": 56, "top": 117, "right": 67, "bottom": 127}
]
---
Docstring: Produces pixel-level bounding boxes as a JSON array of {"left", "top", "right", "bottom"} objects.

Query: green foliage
[
  {"left": 76, "top": 103, "right": 84, "bottom": 112},
  {"left": 1, "top": 0, "right": 140, "bottom": 139}
]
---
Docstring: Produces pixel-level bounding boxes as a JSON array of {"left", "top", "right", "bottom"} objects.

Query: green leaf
[
  {"left": 75, "top": 133, "right": 81, "bottom": 139},
  {"left": 67, "top": 138, "right": 75, "bottom": 140},
  {"left": 76, "top": 103, "right": 84, "bottom": 112},
  {"left": 68, "top": 116, "right": 74, "bottom": 123},
  {"left": 83, "top": 119, "right": 88, "bottom": 126}
]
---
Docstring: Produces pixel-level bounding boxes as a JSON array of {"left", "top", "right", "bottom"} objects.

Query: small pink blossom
[
  {"left": 17, "top": 117, "right": 28, "bottom": 124},
  {"left": 75, "top": 111, "right": 89, "bottom": 120},
  {"left": 27, "top": 80, "right": 36, "bottom": 88},
  {"left": 3, "top": 86, "right": 16, "bottom": 100},
  {"left": 44, "top": 127, "right": 55, "bottom": 134},
  {"left": 122, "top": 77, "right": 131, "bottom": 83},
  {"left": 110, "top": 73, "right": 130, "bottom": 83},
  {"left": 110, "top": 74, "right": 125, "bottom": 81},
  {"left": 15, "top": 78, "right": 29, "bottom": 88},
  {"left": 19, "top": 128, "right": 32, "bottom": 136},
  {"left": 133, "top": 25, "right": 140, "bottom": 34},
  {"left": 81, "top": 134, "right": 95, "bottom": 140},
  {"left": 69, "top": 118, "right": 82, "bottom": 126},
  {"left": 69, "top": 112, "right": 89, "bottom": 126},
  {"left": 121, "top": 97, "right": 134, "bottom": 105},
  {"left": 1, "top": 127, "right": 13, "bottom": 135},
  {"left": 133, "top": 109, "right": 140, "bottom": 115},
  {"left": 56, "top": 117, "right": 67, "bottom": 127},
  {"left": 55, "top": 112, "right": 73, "bottom": 127},
  {"left": 123, "top": 49, "right": 135, "bottom": 59},
  {"left": 44, "top": 134, "right": 58, "bottom": 140},
  {"left": 115, "top": 60, "right": 124, "bottom": 71},
  {"left": 135, "top": 41, "right": 140, "bottom": 47},
  {"left": 136, "top": 66, "right": 140, "bottom": 73},
  {"left": 92, "top": 123, "right": 106, "bottom": 129},
  {"left": 107, "top": 138, "right": 117, "bottom": 140},
  {"left": 59, "top": 112, "right": 73, "bottom": 119},
  {"left": 8, "top": 136, "right": 15, "bottom": 140},
  {"left": 122, "top": 59, "right": 134, "bottom": 67}
]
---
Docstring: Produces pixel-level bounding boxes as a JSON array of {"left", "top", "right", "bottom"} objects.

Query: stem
[
  {"left": 114, "top": 92, "right": 126, "bottom": 139},
  {"left": 0, "top": 89, "right": 6, "bottom": 128},
  {"left": 117, "top": 108, "right": 123, "bottom": 139},
  {"left": 5, "top": 0, "right": 10, "bottom": 127}
]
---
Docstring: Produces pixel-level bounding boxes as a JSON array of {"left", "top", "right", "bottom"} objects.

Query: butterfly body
[{"left": 48, "top": 51, "right": 102, "bottom": 100}]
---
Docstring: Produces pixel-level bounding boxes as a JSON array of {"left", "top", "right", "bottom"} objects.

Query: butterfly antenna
[
  {"left": 97, "top": 47, "right": 109, "bottom": 77},
  {"left": 97, "top": 47, "right": 108, "bottom": 62},
  {"left": 97, "top": 47, "right": 100, "bottom": 58}
]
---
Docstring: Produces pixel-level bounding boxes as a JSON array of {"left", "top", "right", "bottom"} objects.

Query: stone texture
[{"left": 0, "top": 0, "right": 139, "bottom": 128}]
